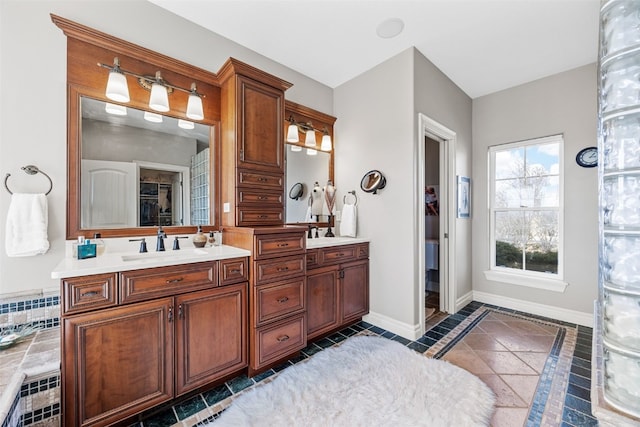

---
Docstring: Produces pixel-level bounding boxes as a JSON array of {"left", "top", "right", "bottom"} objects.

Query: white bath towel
[
  {"left": 5, "top": 193, "right": 50, "bottom": 257},
  {"left": 340, "top": 204, "right": 357, "bottom": 237}
]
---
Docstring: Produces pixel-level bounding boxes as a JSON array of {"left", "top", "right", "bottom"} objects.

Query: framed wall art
[{"left": 457, "top": 176, "right": 470, "bottom": 218}]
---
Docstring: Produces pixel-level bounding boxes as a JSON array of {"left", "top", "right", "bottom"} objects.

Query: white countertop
[
  {"left": 51, "top": 245, "right": 251, "bottom": 279},
  {"left": 305, "top": 236, "right": 370, "bottom": 249}
]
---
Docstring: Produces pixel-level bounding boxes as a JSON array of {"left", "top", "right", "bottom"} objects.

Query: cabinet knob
[
  {"left": 277, "top": 296, "right": 289, "bottom": 304},
  {"left": 277, "top": 266, "right": 289, "bottom": 272}
]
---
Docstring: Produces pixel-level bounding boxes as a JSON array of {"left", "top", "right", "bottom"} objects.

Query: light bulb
[
  {"left": 105, "top": 66, "right": 129, "bottom": 103},
  {"left": 321, "top": 134, "right": 332, "bottom": 151},
  {"left": 287, "top": 124, "right": 299, "bottom": 142},
  {"left": 186, "top": 83, "right": 204, "bottom": 120},
  {"left": 149, "top": 82, "right": 170, "bottom": 112}
]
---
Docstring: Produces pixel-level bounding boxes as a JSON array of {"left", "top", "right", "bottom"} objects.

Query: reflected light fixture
[
  {"left": 98, "top": 57, "right": 206, "bottom": 120},
  {"left": 105, "top": 57, "right": 130, "bottom": 103},
  {"left": 178, "top": 119, "right": 195, "bottom": 130},
  {"left": 307, "top": 148, "right": 317, "bottom": 156},
  {"left": 143, "top": 111, "right": 163, "bottom": 123},
  {"left": 290, "top": 144, "right": 302, "bottom": 152},
  {"left": 105, "top": 102, "right": 127, "bottom": 116}
]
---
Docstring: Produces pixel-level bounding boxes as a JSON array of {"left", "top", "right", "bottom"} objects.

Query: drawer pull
[
  {"left": 229, "top": 269, "right": 241, "bottom": 274},
  {"left": 277, "top": 335, "right": 290, "bottom": 342},
  {"left": 258, "top": 177, "right": 268, "bottom": 182},
  {"left": 277, "top": 266, "right": 289, "bottom": 272},
  {"left": 81, "top": 290, "right": 100, "bottom": 297},
  {"left": 277, "top": 296, "right": 289, "bottom": 304},
  {"left": 258, "top": 196, "right": 268, "bottom": 200},
  {"left": 259, "top": 215, "right": 268, "bottom": 219},
  {"left": 168, "top": 305, "right": 173, "bottom": 322},
  {"left": 166, "top": 277, "right": 184, "bottom": 284},
  {"left": 277, "top": 243, "right": 289, "bottom": 247}
]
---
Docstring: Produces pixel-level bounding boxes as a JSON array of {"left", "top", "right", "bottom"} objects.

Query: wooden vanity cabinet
[
  {"left": 306, "top": 243, "right": 369, "bottom": 340},
  {"left": 223, "top": 226, "right": 307, "bottom": 375},
  {"left": 60, "top": 258, "right": 248, "bottom": 427},
  {"left": 218, "top": 58, "right": 292, "bottom": 227}
]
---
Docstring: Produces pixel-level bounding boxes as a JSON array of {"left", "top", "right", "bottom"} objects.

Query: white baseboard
[
  {"left": 472, "top": 290, "right": 594, "bottom": 327},
  {"left": 456, "top": 291, "right": 474, "bottom": 312},
  {"left": 363, "top": 311, "right": 422, "bottom": 341}
]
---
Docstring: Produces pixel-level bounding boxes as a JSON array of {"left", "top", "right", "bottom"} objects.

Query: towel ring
[
  {"left": 343, "top": 190, "right": 358, "bottom": 206},
  {"left": 4, "top": 165, "right": 53, "bottom": 195}
]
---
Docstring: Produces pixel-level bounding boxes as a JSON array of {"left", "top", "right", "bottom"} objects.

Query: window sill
[{"left": 483, "top": 270, "right": 568, "bottom": 293}]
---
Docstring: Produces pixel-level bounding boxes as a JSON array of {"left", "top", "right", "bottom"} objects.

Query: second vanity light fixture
[
  {"left": 99, "top": 57, "right": 205, "bottom": 121},
  {"left": 286, "top": 115, "right": 332, "bottom": 154}
]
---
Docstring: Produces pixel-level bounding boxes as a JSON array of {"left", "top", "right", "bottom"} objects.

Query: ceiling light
[
  {"left": 105, "top": 102, "right": 127, "bottom": 116},
  {"left": 376, "top": 18, "right": 404, "bottom": 39},
  {"left": 143, "top": 111, "right": 163, "bottom": 123},
  {"left": 178, "top": 119, "right": 194, "bottom": 129}
]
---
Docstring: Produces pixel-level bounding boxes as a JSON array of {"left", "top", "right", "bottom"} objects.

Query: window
[{"left": 486, "top": 135, "right": 566, "bottom": 291}]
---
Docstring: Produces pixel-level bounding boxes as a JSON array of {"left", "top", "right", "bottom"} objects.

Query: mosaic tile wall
[
  {"left": 0, "top": 291, "right": 60, "bottom": 333},
  {"left": 0, "top": 291, "right": 61, "bottom": 427}
]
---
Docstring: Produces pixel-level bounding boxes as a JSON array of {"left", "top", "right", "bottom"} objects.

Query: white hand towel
[
  {"left": 5, "top": 193, "right": 50, "bottom": 257},
  {"left": 339, "top": 204, "right": 357, "bottom": 237}
]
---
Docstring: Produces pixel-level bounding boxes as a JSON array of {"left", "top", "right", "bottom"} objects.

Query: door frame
[{"left": 417, "top": 113, "right": 457, "bottom": 335}]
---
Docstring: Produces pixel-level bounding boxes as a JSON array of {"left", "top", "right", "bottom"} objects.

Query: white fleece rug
[{"left": 215, "top": 335, "right": 495, "bottom": 426}]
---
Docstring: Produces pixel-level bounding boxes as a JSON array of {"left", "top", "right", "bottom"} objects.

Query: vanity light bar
[
  {"left": 98, "top": 57, "right": 205, "bottom": 121},
  {"left": 286, "top": 115, "right": 332, "bottom": 151}
]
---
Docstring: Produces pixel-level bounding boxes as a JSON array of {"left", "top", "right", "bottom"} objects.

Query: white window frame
[{"left": 483, "top": 135, "right": 568, "bottom": 292}]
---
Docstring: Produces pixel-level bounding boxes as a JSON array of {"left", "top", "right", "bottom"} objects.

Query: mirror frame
[
  {"left": 54, "top": 14, "right": 222, "bottom": 239},
  {"left": 284, "top": 100, "right": 336, "bottom": 226}
]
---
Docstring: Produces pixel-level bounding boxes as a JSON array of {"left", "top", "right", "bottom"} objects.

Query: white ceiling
[{"left": 150, "top": 0, "right": 600, "bottom": 99}]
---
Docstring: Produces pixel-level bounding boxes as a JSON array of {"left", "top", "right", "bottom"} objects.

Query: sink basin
[
  {"left": 121, "top": 249, "right": 209, "bottom": 262},
  {"left": 306, "top": 236, "right": 358, "bottom": 249}
]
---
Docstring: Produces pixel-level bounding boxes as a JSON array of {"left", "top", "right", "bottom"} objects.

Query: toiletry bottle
[
  {"left": 93, "top": 233, "right": 105, "bottom": 256},
  {"left": 208, "top": 231, "right": 215, "bottom": 247},
  {"left": 77, "top": 238, "right": 97, "bottom": 260},
  {"left": 72, "top": 235, "right": 85, "bottom": 258},
  {"left": 193, "top": 225, "right": 207, "bottom": 248}
]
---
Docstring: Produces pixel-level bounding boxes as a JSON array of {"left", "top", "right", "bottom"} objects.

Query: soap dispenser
[
  {"left": 193, "top": 225, "right": 207, "bottom": 248},
  {"left": 93, "top": 233, "right": 105, "bottom": 256}
]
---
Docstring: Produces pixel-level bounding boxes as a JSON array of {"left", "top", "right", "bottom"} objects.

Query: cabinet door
[
  {"left": 175, "top": 284, "right": 247, "bottom": 395},
  {"left": 62, "top": 298, "right": 173, "bottom": 427},
  {"left": 236, "top": 76, "right": 284, "bottom": 173},
  {"left": 306, "top": 265, "right": 340, "bottom": 339},
  {"left": 341, "top": 260, "right": 369, "bottom": 323}
]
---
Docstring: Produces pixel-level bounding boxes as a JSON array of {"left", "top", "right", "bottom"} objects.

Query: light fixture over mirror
[
  {"left": 286, "top": 115, "right": 332, "bottom": 152},
  {"left": 100, "top": 57, "right": 205, "bottom": 121}
]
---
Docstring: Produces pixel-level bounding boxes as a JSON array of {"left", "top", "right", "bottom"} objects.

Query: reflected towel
[
  {"left": 340, "top": 204, "right": 357, "bottom": 237},
  {"left": 5, "top": 193, "right": 50, "bottom": 257}
]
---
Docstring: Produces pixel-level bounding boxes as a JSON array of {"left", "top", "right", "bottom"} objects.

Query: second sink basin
[{"left": 121, "top": 248, "right": 209, "bottom": 262}]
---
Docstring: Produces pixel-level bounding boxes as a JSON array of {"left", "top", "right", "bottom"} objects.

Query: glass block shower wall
[
  {"left": 191, "top": 148, "right": 210, "bottom": 225},
  {"left": 599, "top": 0, "right": 640, "bottom": 419}
]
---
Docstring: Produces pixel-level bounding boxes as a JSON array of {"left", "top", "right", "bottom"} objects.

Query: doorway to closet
[{"left": 417, "top": 114, "right": 456, "bottom": 336}]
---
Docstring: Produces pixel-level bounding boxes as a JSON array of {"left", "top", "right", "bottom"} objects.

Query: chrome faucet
[{"left": 156, "top": 226, "right": 167, "bottom": 252}]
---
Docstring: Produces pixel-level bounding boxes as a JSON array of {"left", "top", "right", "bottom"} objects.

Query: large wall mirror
[
  {"left": 284, "top": 101, "right": 336, "bottom": 225},
  {"left": 55, "top": 15, "right": 221, "bottom": 239},
  {"left": 80, "top": 97, "right": 213, "bottom": 230}
]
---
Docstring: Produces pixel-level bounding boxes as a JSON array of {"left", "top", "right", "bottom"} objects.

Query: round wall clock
[{"left": 576, "top": 146, "right": 598, "bottom": 168}]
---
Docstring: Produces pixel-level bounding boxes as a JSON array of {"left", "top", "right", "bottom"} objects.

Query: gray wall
[
  {"left": 471, "top": 63, "right": 598, "bottom": 316},
  {"left": 0, "top": 0, "right": 332, "bottom": 296}
]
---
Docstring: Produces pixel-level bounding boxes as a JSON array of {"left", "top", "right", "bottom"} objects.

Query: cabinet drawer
[
  {"left": 357, "top": 243, "right": 369, "bottom": 259},
  {"left": 220, "top": 257, "right": 248, "bottom": 286},
  {"left": 254, "top": 314, "right": 306, "bottom": 367},
  {"left": 120, "top": 261, "right": 217, "bottom": 304},
  {"left": 320, "top": 245, "right": 358, "bottom": 264},
  {"left": 238, "top": 170, "right": 283, "bottom": 189},
  {"left": 306, "top": 249, "right": 319, "bottom": 269},
  {"left": 254, "top": 278, "right": 305, "bottom": 326},
  {"left": 238, "top": 189, "right": 283, "bottom": 206},
  {"left": 255, "top": 233, "right": 305, "bottom": 259},
  {"left": 238, "top": 208, "right": 284, "bottom": 226},
  {"left": 255, "top": 255, "right": 305, "bottom": 284},
  {"left": 62, "top": 273, "right": 117, "bottom": 314}
]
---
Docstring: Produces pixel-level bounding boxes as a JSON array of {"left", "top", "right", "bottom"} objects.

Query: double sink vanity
[
  {"left": 52, "top": 233, "right": 369, "bottom": 426},
  {"left": 48, "top": 15, "right": 370, "bottom": 427}
]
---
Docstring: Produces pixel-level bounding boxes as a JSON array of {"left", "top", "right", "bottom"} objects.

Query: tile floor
[{"left": 131, "top": 301, "right": 597, "bottom": 427}]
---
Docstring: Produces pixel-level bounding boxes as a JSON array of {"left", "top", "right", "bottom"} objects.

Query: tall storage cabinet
[
  {"left": 594, "top": 0, "right": 640, "bottom": 423},
  {"left": 218, "top": 58, "right": 292, "bottom": 227}
]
